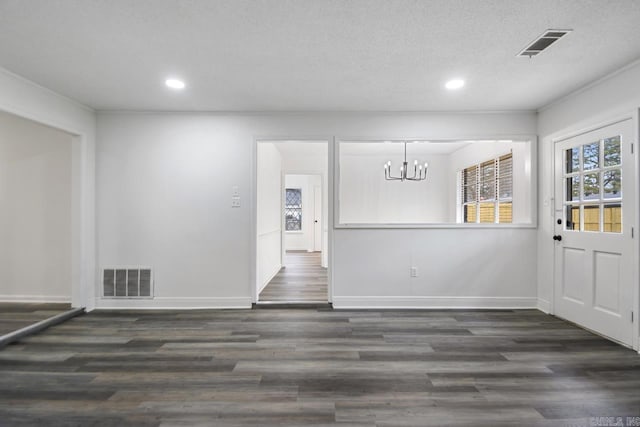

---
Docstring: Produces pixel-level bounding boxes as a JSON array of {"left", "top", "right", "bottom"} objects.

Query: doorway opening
[
  {"left": 256, "top": 141, "right": 329, "bottom": 304},
  {"left": 0, "top": 110, "right": 79, "bottom": 338}
]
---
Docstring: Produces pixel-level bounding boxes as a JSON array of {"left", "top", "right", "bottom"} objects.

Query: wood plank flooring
[
  {"left": 0, "top": 303, "right": 71, "bottom": 336},
  {"left": 1, "top": 307, "right": 639, "bottom": 426},
  {"left": 259, "top": 251, "right": 328, "bottom": 302}
]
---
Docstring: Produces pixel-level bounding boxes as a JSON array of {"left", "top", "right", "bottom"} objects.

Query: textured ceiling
[{"left": 1, "top": 0, "right": 640, "bottom": 112}]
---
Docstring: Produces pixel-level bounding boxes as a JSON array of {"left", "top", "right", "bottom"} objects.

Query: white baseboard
[
  {"left": 0, "top": 295, "right": 70, "bottom": 303},
  {"left": 94, "top": 296, "right": 252, "bottom": 310},
  {"left": 258, "top": 264, "right": 282, "bottom": 295},
  {"left": 537, "top": 298, "right": 551, "bottom": 314},
  {"left": 332, "top": 296, "right": 538, "bottom": 309}
]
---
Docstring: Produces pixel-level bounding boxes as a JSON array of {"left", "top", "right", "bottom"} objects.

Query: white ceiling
[{"left": 1, "top": 0, "right": 640, "bottom": 112}]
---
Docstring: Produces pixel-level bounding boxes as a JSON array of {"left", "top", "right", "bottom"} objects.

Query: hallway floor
[{"left": 259, "top": 251, "right": 328, "bottom": 302}]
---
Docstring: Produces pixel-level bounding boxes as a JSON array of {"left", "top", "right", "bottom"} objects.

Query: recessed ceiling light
[
  {"left": 165, "top": 78, "right": 186, "bottom": 89},
  {"left": 445, "top": 79, "right": 465, "bottom": 90}
]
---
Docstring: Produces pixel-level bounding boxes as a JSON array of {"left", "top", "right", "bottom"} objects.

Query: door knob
[{"left": 553, "top": 235, "right": 562, "bottom": 241}]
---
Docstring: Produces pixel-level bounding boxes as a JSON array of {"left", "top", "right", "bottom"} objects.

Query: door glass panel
[
  {"left": 583, "top": 173, "right": 600, "bottom": 200},
  {"left": 583, "top": 142, "right": 599, "bottom": 170},
  {"left": 583, "top": 205, "right": 600, "bottom": 232},
  {"left": 565, "top": 205, "right": 580, "bottom": 231},
  {"left": 479, "top": 202, "right": 495, "bottom": 223},
  {"left": 603, "top": 203, "right": 622, "bottom": 233},
  {"left": 566, "top": 176, "right": 580, "bottom": 202},
  {"left": 566, "top": 147, "right": 580, "bottom": 173},
  {"left": 603, "top": 169, "right": 621, "bottom": 199},
  {"left": 603, "top": 136, "right": 621, "bottom": 167}
]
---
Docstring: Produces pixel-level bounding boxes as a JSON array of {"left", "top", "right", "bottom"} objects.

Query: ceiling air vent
[
  {"left": 518, "top": 29, "right": 572, "bottom": 58},
  {"left": 103, "top": 267, "right": 153, "bottom": 298}
]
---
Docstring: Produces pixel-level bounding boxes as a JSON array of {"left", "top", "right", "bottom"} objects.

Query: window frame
[
  {"left": 334, "top": 136, "right": 537, "bottom": 229},
  {"left": 460, "top": 152, "right": 513, "bottom": 224}
]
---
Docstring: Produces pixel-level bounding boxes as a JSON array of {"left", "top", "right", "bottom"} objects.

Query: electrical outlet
[
  {"left": 410, "top": 267, "right": 418, "bottom": 277},
  {"left": 231, "top": 197, "right": 241, "bottom": 207}
]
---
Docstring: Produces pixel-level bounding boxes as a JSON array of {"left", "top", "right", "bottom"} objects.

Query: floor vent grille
[
  {"left": 518, "top": 29, "right": 572, "bottom": 58},
  {"left": 103, "top": 267, "right": 153, "bottom": 298}
]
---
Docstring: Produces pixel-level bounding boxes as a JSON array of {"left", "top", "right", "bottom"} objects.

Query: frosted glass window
[{"left": 285, "top": 188, "right": 302, "bottom": 231}]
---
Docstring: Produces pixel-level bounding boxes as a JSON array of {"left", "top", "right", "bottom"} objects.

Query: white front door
[{"left": 553, "top": 119, "right": 636, "bottom": 346}]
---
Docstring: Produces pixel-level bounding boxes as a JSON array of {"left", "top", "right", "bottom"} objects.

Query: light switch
[{"left": 232, "top": 186, "right": 240, "bottom": 197}]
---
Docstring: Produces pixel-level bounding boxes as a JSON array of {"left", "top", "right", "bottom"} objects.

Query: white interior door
[
  {"left": 553, "top": 119, "right": 635, "bottom": 346},
  {"left": 313, "top": 184, "right": 322, "bottom": 252}
]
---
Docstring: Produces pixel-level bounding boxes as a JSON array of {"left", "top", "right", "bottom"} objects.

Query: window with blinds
[{"left": 460, "top": 153, "right": 512, "bottom": 223}]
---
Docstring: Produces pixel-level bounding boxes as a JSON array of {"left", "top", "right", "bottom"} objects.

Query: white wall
[
  {"left": 0, "top": 112, "right": 73, "bottom": 302},
  {"left": 0, "top": 68, "right": 96, "bottom": 309},
  {"left": 256, "top": 142, "right": 282, "bottom": 293},
  {"left": 537, "top": 60, "right": 640, "bottom": 314},
  {"left": 339, "top": 152, "right": 449, "bottom": 223},
  {"left": 284, "top": 174, "right": 320, "bottom": 251},
  {"left": 96, "top": 111, "right": 537, "bottom": 309}
]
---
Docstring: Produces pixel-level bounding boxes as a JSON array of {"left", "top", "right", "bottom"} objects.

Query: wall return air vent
[
  {"left": 518, "top": 29, "right": 572, "bottom": 58},
  {"left": 103, "top": 267, "right": 153, "bottom": 298}
]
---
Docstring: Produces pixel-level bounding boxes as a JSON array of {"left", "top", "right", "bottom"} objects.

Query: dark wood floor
[
  {"left": 0, "top": 303, "right": 71, "bottom": 336},
  {"left": 259, "top": 251, "right": 328, "bottom": 302},
  {"left": 1, "top": 307, "right": 639, "bottom": 426}
]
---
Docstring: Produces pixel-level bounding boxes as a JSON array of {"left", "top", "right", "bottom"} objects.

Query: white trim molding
[
  {"left": 258, "top": 264, "right": 282, "bottom": 295},
  {"left": 332, "top": 296, "right": 539, "bottom": 310},
  {"left": 537, "top": 298, "right": 551, "bottom": 314},
  {"left": 94, "top": 297, "right": 252, "bottom": 310},
  {"left": 0, "top": 295, "right": 71, "bottom": 303}
]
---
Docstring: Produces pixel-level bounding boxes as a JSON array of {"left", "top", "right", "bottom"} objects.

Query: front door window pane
[
  {"left": 583, "top": 205, "right": 600, "bottom": 232},
  {"left": 583, "top": 173, "right": 599, "bottom": 200},
  {"left": 603, "top": 169, "right": 621, "bottom": 199},
  {"left": 604, "top": 204, "right": 622, "bottom": 233},
  {"left": 566, "top": 176, "right": 580, "bottom": 202},
  {"left": 566, "top": 147, "right": 579, "bottom": 173},
  {"left": 583, "top": 142, "right": 599, "bottom": 170},
  {"left": 566, "top": 205, "right": 580, "bottom": 231},
  {"left": 603, "top": 136, "right": 621, "bottom": 166}
]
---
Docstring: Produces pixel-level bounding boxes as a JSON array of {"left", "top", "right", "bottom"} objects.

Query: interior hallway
[{"left": 259, "top": 251, "right": 327, "bottom": 302}]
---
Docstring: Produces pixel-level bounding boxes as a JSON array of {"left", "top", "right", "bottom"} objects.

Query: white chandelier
[{"left": 384, "top": 142, "right": 429, "bottom": 181}]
